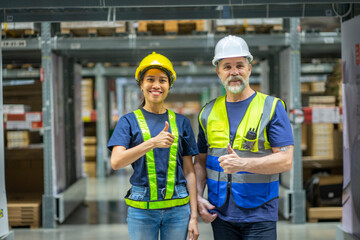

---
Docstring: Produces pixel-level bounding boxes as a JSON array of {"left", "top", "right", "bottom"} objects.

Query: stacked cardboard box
[
  {"left": 215, "top": 18, "right": 283, "bottom": 34},
  {"left": 83, "top": 136, "right": 97, "bottom": 178},
  {"left": 306, "top": 123, "right": 334, "bottom": 159},
  {"left": 81, "top": 79, "right": 94, "bottom": 122},
  {"left": 7, "top": 196, "right": 42, "bottom": 229},
  {"left": 6, "top": 131, "right": 30, "bottom": 148},
  {"left": 4, "top": 112, "right": 43, "bottom": 130},
  {"left": 60, "top": 21, "right": 126, "bottom": 36},
  {"left": 310, "top": 81, "right": 326, "bottom": 93},
  {"left": 1, "top": 22, "right": 39, "bottom": 37},
  {"left": 3, "top": 104, "right": 30, "bottom": 114},
  {"left": 137, "top": 20, "right": 208, "bottom": 35},
  {"left": 303, "top": 96, "right": 340, "bottom": 160},
  {"left": 326, "top": 61, "right": 342, "bottom": 106}
]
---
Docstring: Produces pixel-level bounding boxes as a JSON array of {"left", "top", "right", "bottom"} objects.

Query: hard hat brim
[{"left": 212, "top": 54, "right": 253, "bottom": 66}]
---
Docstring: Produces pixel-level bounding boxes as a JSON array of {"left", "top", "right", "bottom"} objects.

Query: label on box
[
  {"left": 312, "top": 107, "right": 341, "bottom": 123},
  {"left": 6, "top": 121, "right": 31, "bottom": 130},
  {"left": 26, "top": 112, "right": 42, "bottom": 122}
]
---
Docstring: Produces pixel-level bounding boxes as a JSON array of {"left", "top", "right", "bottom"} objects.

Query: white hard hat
[{"left": 212, "top": 35, "right": 253, "bottom": 66}]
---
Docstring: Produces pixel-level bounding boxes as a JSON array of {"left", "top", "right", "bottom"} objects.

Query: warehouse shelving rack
[{"left": 1, "top": 2, "right": 358, "bottom": 238}]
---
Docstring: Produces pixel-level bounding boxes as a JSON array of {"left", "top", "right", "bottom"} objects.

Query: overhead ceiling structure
[
  {"left": 0, "top": 1, "right": 357, "bottom": 64},
  {"left": 0, "top": 1, "right": 359, "bottom": 22}
]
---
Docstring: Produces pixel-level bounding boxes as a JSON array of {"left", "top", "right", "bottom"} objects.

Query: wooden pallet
[
  {"left": 7, "top": 199, "right": 42, "bottom": 229},
  {"left": 137, "top": 20, "right": 207, "bottom": 35},
  {"left": 307, "top": 207, "right": 342, "bottom": 223},
  {"left": 1, "top": 29, "right": 38, "bottom": 38},
  {"left": 216, "top": 24, "right": 283, "bottom": 34},
  {"left": 1, "top": 23, "right": 39, "bottom": 38},
  {"left": 60, "top": 21, "right": 127, "bottom": 37}
]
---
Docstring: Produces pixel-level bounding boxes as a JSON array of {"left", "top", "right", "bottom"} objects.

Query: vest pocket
[
  {"left": 206, "top": 155, "right": 221, "bottom": 206},
  {"left": 241, "top": 136, "right": 258, "bottom": 151}
]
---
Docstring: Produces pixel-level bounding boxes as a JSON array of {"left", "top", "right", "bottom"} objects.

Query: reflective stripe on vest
[
  {"left": 125, "top": 195, "right": 190, "bottom": 210},
  {"left": 128, "top": 109, "right": 189, "bottom": 209},
  {"left": 206, "top": 168, "right": 279, "bottom": 183},
  {"left": 199, "top": 92, "right": 282, "bottom": 209}
]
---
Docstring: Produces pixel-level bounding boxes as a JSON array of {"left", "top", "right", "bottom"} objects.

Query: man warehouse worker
[{"left": 194, "top": 35, "right": 294, "bottom": 240}]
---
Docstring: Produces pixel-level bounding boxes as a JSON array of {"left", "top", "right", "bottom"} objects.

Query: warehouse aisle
[{"left": 11, "top": 169, "right": 340, "bottom": 240}]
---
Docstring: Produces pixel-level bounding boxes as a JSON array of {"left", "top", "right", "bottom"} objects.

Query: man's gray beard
[{"left": 223, "top": 75, "right": 249, "bottom": 94}]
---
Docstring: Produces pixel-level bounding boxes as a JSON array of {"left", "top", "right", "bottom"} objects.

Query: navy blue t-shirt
[
  {"left": 108, "top": 108, "right": 199, "bottom": 189},
  {"left": 197, "top": 92, "right": 294, "bottom": 223}
]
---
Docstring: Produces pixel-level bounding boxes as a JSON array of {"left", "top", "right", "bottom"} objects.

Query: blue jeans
[
  {"left": 211, "top": 217, "right": 277, "bottom": 240},
  {"left": 127, "top": 204, "right": 190, "bottom": 240},
  {"left": 126, "top": 185, "right": 190, "bottom": 240}
]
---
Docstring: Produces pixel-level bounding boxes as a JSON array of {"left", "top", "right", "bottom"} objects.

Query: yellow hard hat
[{"left": 135, "top": 52, "right": 177, "bottom": 84}]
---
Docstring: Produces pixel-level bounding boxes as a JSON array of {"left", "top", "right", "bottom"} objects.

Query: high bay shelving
[{"left": 1, "top": 2, "right": 359, "bottom": 239}]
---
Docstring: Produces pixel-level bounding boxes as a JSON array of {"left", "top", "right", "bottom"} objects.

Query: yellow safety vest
[
  {"left": 199, "top": 92, "right": 283, "bottom": 209},
  {"left": 125, "top": 109, "right": 189, "bottom": 209}
]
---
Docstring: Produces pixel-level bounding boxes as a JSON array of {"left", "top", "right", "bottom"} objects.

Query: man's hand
[
  {"left": 197, "top": 196, "right": 217, "bottom": 223},
  {"left": 218, "top": 144, "right": 245, "bottom": 174}
]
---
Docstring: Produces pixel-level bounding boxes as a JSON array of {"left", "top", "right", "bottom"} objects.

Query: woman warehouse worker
[{"left": 107, "top": 52, "right": 199, "bottom": 240}]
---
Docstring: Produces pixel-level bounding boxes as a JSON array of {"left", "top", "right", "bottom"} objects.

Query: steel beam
[
  {"left": 95, "top": 63, "right": 110, "bottom": 178},
  {"left": 1, "top": 4, "right": 356, "bottom": 22},
  {"left": 2, "top": 64, "right": 331, "bottom": 80},
  {"left": 1, "top": 1, "right": 358, "bottom": 9},
  {"left": 0, "top": 20, "right": 14, "bottom": 240},
  {"left": 289, "top": 18, "right": 306, "bottom": 225},
  {"left": 0, "top": 33, "right": 340, "bottom": 53},
  {"left": 41, "top": 22, "right": 57, "bottom": 228}
]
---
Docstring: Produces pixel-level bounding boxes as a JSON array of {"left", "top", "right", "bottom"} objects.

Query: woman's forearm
[
  {"left": 110, "top": 140, "right": 155, "bottom": 169},
  {"left": 183, "top": 156, "right": 198, "bottom": 219}
]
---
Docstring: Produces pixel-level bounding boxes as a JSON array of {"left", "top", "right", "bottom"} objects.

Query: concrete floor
[{"left": 11, "top": 169, "right": 341, "bottom": 240}]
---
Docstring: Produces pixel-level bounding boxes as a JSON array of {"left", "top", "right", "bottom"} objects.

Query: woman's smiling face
[{"left": 140, "top": 68, "right": 170, "bottom": 105}]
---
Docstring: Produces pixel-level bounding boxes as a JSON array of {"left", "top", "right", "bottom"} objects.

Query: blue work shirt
[
  {"left": 197, "top": 92, "right": 294, "bottom": 223},
  {"left": 108, "top": 108, "right": 199, "bottom": 189}
]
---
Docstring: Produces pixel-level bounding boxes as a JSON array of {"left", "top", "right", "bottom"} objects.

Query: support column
[
  {"left": 268, "top": 54, "right": 281, "bottom": 97},
  {"left": 63, "top": 57, "right": 77, "bottom": 186},
  {"left": 95, "top": 63, "right": 109, "bottom": 178},
  {"left": 116, "top": 78, "right": 126, "bottom": 118},
  {"left": 260, "top": 59, "right": 270, "bottom": 94},
  {"left": 289, "top": 18, "right": 306, "bottom": 224},
  {"left": 41, "top": 22, "right": 57, "bottom": 228},
  {"left": 0, "top": 21, "right": 14, "bottom": 240}
]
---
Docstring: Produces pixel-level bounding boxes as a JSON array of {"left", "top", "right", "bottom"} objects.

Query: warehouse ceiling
[
  {"left": 0, "top": 1, "right": 359, "bottom": 22},
  {"left": 1, "top": 1, "right": 355, "bottom": 65}
]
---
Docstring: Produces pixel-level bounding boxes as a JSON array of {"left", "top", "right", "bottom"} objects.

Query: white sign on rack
[{"left": 1, "top": 40, "right": 27, "bottom": 48}]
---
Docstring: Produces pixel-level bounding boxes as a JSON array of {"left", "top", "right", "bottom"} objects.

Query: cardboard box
[
  {"left": 306, "top": 123, "right": 334, "bottom": 159},
  {"left": 84, "top": 162, "right": 96, "bottom": 178},
  {"left": 4, "top": 112, "right": 43, "bottom": 130},
  {"left": 6, "top": 131, "right": 30, "bottom": 148},
  {"left": 2, "top": 104, "right": 30, "bottom": 114},
  {"left": 333, "top": 129, "right": 343, "bottom": 160},
  {"left": 309, "top": 96, "right": 336, "bottom": 107}
]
